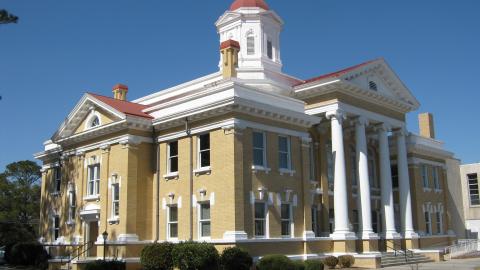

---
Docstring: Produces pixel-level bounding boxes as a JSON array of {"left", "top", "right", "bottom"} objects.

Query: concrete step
[{"left": 381, "top": 253, "right": 434, "bottom": 268}]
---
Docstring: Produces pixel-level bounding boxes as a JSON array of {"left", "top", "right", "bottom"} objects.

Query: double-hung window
[
  {"left": 254, "top": 202, "right": 267, "bottom": 237},
  {"left": 87, "top": 164, "right": 100, "bottom": 196},
  {"left": 281, "top": 204, "right": 292, "bottom": 237},
  {"left": 424, "top": 211, "right": 432, "bottom": 235},
  {"left": 433, "top": 167, "right": 440, "bottom": 190},
  {"left": 278, "top": 136, "right": 291, "bottom": 170},
  {"left": 253, "top": 132, "right": 266, "bottom": 167},
  {"left": 311, "top": 206, "right": 319, "bottom": 236},
  {"left": 199, "top": 203, "right": 211, "bottom": 238},
  {"left": 435, "top": 211, "right": 443, "bottom": 234},
  {"left": 168, "top": 141, "right": 179, "bottom": 173},
  {"left": 54, "top": 167, "right": 61, "bottom": 193},
  {"left": 198, "top": 134, "right": 211, "bottom": 168},
  {"left": 422, "top": 165, "right": 429, "bottom": 189},
  {"left": 53, "top": 216, "right": 60, "bottom": 240},
  {"left": 112, "top": 183, "right": 120, "bottom": 218},
  {"left": 68, "top": 190, "right": 76, "bottom": 222},
  {"left": 468, "top": 173, "right": 480, "bottom": 205},
  {"left": 168, "top": 205, "right": 178, "bottom": 239}
]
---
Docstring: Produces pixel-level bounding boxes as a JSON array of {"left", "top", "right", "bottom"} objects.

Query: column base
[
  {"left": 384, "top": 231, "right": 401, "bottom": 240},
  {"left": 361, "top": 239, "right": 379, "bottom": 253},
  {"left": 403, "top": 231, "right": 419, "bottom": 239},
  {"left": 361, "top": 232, "right": 379, "bottom": 240},
  {"left": 383, "top": 232, "right": 402, "bottom": 252},
  {"left": 331, "top": 231, "right": 357, "bottom": 253}
]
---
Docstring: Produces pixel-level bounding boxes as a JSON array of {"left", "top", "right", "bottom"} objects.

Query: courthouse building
[{"left": 35, "top": 0, "right": 458, "bottom": 268}]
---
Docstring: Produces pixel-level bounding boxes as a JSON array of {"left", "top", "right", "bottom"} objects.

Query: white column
[
  {"left": 395, "top": 128, "right": 418, "bottom": 238},
  {"left": 378, "top": 123, "right": 400, "bottom": 239},
  {"left": 326, "top": 110, "right": 355, "bottom": 239},
  {"left": 355, "top": 117, "right": 377, "bottom": 239}
]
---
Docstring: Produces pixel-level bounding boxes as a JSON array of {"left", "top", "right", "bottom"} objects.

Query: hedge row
[
  {"left": 85, "top": 260, "right": 126, "bottom": 270},
  {"left": 257, "top": 255, "right": 323, "bottom": 270}
]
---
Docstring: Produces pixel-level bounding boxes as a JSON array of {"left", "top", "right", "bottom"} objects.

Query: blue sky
[{"left": 1, "top": 0, "right": 479, "bottom": 170}]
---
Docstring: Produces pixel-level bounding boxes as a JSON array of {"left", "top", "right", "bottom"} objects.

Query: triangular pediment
[
  {"left": 339, "top": 59, "right": 420, "bottom": 109},
  {"left": 52, "top": 94, "right": 126, "bottom": 141}
]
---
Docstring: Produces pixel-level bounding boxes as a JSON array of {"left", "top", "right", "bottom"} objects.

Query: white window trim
[
  {"left": 468, "top": 173, "right": 480, "bottom": 206},
  {"left": 67, "top": 189, "right": 76, "bottom": 225},
  {"left": 53, "top": 167, "right": 62, "bottom": 194},
  {"left": 52, "top": 215, "right": 60, "bottom": 241},
  {"left": 278, "top": 135, "right": 292, "bottom": 172},
  {"left": 252, "top": 131, "right": 270, "bottom": 172},
  {"left": 197, "top": 133, "right": 211, "bottom": 170},
  {"left": 84, "top": 111, "right": 102, "bottom": 130},
  {"left": 281, "top": 203, "right": 293, "bottom": 238},
  {"left": 424, "top": 211, "right": 432, "bottom": 236},
  {"left": 435, "top": 211, "right": 443, "bottom": 235},
  {"left": 167, "top": 205, "right": 179, "bottom": 241},
  {"left": 422, "top": 164, "right": 430, "bottom": 191},
  {"left": 254, "top": 201, "right": 269, "bottom": 239},
  {"left": 87, "top": 164, "right": 100, "bottom": 197},
  {"left": 111, "top": 183, "right": 120, "bottom": 220},
  {"left": 433, "top": 167, "right": 441, "bottom": 191},
  {"left": 198, "top": 202, "right": 211, "bottom": 240}
]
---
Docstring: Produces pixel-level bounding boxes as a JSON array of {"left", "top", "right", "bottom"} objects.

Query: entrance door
[{"left": 88, "top": 221, "right": 98, "bottom": 257}]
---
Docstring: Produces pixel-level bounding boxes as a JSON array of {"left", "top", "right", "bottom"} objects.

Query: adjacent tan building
[{"left": 34, "top": 0, "right": 459, "bottom": 269}]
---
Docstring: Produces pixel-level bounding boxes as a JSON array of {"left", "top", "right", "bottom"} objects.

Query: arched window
[
  {"left": 90, "top": 116, "right": 100, "bottom": 128},
  {"left": 247, "top": 35, "right": 255, "bottom": 55},
  {"left": 368, "top": 148, "right": 377, "bottom": 188}
]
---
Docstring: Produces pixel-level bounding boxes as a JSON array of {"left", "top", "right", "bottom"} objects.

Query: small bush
[
  {"left": 337, "top": 255, "right": 355, "bottom": 268},
  {"left": 304, "top": 260, "right": 324, "bottom": 270},
  {"left": 322, "top": 256, "right": 338, "bottom": 269},
  {"left": 256, "top": 255, "right": 295, "bottom": 270},
  {"left": 140, "top": 242, "right": 175, "bottom": 270},
  {"left": 8, "top": 241, "right": 48, "bottom": 269},
  {"left": 84, "top": 260, "right": 126, "bottom": 270},
  {"left": 293, "top": 260, "right": 305, "bottom": 270},
  {"left": 219, "top": 247, "right": 253, "bottom": 270},
  {"left": 172, "top": 241, "right": 219, "bottom": 270}
]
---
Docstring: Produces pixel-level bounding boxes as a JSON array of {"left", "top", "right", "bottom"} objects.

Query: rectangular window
[
  {"left": 112, "top": 183, "right": 120, "bottom": 218},
  {"left": 54, "top": 167, "right": 61, "bottom": 192},
  {"left": 87, "top": 164, "right": 100, "bottom": 196},
  {"left": 433, "top": 167, "right": 440, "bottom": 190},
  {"left": 68, "top": 190, "right": 76, "bottom": 221},
  {"left": 198, "top": 134, "right": 211, "bottom": 168},
  {"left": 468, "top": 173, "right": 480, "bottom": 205},
  {"left": 267, "top": 40, "right": 273, "bottom": 59},
  {"left": 372, "top": 210, "right": 378, "bottom": 233},
  {"left": 436, "top": 212, "right": 443, "bottom": 234},
  {"left": 352, "top": 210, "right": 359, "bottom": 233},
  {"left": 247, "top": 36, "right": 255, "bottom": 55},
  {"left": 254, "top": 202, "right": 267, "bottom": 237},
  {"left": 326, "top": 140, "right": 334, "bottom": 185},
  {"left": 311, "top": 206, "right": 319, "bottom": 237},
  {"left": 53, "top": 216, "right": 60, "bottom": 240},
  {"left": 168, "top": 205, "right": 178, "bottom": 239},
  {"left": 278, "top": 136, "right": 291, "bottom": 170},
  {"left": 281, "top": 204, "right": 292, "bottom": 237},
  {"left": 422, "top": 165, "right": 429, "bottom": 189},
  {"left": 309, "top": 143, "right": 316, "bottom": 181},
  {"left": 391, "top": 165, "right": 399, "bottom": 188},
  {"left": 424, "top": 211, "right": 432, "bottom": 235},
  {"left": 199, "top": 203, "right": 211, "bottom": 238},
  {"left": 168, "top": 141, "right": 179, "bottom": 173},
  {"left": 253, "top": 132, "right": 266, "bottom": 167}
]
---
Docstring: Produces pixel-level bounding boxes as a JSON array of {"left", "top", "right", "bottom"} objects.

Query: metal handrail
[
  {"left": 65, "top": 241, "right": 95, "bottom": 270},
  {"left": 385, "top": 240, "right": 414, "bottom": 263}
]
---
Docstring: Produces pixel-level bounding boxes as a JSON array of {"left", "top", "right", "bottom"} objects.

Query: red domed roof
[{"left": 230, "top": 0, "right": 270, "bottom": 11}]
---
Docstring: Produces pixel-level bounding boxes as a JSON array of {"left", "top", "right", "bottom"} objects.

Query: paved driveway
[{"left": 382, "top": 257, "right": 480, "bottom": 270}]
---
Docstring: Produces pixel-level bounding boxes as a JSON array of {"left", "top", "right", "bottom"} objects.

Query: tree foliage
[{"left": 0, "top": 9, "right": 18, "bottom": 24}]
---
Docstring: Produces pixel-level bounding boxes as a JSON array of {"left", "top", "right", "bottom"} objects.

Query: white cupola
[{"left": 215, "top": 0, "right": 284, "bottom": 75}]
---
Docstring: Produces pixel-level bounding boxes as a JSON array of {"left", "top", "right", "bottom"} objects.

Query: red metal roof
[
  {"left": 295, "top": 59, "right": 381, "bottom": 87},
  {"left": 88, "top": 93, "right": 153, "bottom": 119},
  {"left": 220, "top": 39, "right": 241, "bottom": 50},
  {"left": 230, "top": 0, "right": 269, "bottom": 11}
]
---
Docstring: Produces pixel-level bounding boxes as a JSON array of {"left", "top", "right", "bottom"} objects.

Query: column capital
[
  {"left": 393, "top": 127, "right": 409, "bottom": 137},
  {"left": 353, "top": 116, "right": 369, "bottom": 127},
  {"left": 375, "top": 122, "right": 392, "bottom": 132},
  {"left": 326, "top": 109, "right": 347, "bottom": 122}
]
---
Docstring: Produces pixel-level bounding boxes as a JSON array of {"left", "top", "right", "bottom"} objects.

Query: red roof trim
[
  {"left": 220, "top": 39, "right": 241, "bottom": 50},
  {"left": 88, "top": 93, "right": 153, "bottom": 119},
  {"left": 112, "top": 84, "right": 128, "bottom": 91},
  {"left": 295, "top": 58, "right": 382, "bottom": 87}
]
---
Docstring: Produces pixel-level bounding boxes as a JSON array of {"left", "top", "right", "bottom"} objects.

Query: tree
[{"left": 0, "top": 9, "right": 18, "bottom": 24}]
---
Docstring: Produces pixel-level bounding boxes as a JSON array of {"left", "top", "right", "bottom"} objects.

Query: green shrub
[
  {"left": 8, "top": 241, "right": 48, "bottom": 269},
  {"left": 337, "top": 255, "right": 355, "bottom": 268},
  {"left": 84, "top": 260, "right": 126, "bottom": 270},
  {"left": 304, "top": 260, "right": 324, "bottom": 270},
  {"left": 293, "top": 260, "right": 305, "bottom": 270},
  {"left": 322, "top": 256, "right": 338, "bottom": 269},
  {"left": 140, "top": 242, "right": 175, "bottom": 270},
  {"left": 256, "top": 255, "right": 295, "bottom": 270},
  {"left": 172, "top": 241, "right": 219, "bottom": 270},
  {"left": 219, "top": 247, "right": 253, "bottom": 270}
]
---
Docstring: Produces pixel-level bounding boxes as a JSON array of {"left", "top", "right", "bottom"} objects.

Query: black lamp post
[{"left": 102, "top": 231, "right": 108, "bottom": 261}]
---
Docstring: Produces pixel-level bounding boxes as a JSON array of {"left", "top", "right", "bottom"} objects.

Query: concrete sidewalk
[{"left": 381, "top": 257, "right": 480, "bottom": 270}]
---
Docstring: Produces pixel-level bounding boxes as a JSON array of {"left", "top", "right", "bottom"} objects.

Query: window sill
[
  {"left": 108, "top": 218, "right": 120, "bottom": 225},
  {"left": 194, "top": 167, "right": 211, "bottom": 176},
  {"left": 163, "top": 172, "right": 179, "bottom": 180},
  {"left": 51, "top": 191, "right": 61, "bottom": 197},
  {"left": 279, "top": 168, "right": 295, "bottom": 176},
  {"left": 252, "top": 165, "right": 271, "bottom": 174},
  {"left": 434, "top": 189, "right": 443, "bottom": 193},
  {"left": 66, "top": 221, "right": 75, "bottom": 226},
  {"left": 83, "top": 195, "right": 100, "bottom": 201},
  {"left": 423, "top": 188, "right": 432, "bottom": 193}
]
